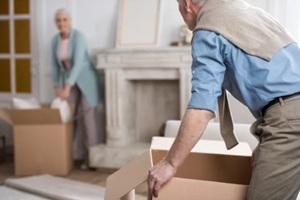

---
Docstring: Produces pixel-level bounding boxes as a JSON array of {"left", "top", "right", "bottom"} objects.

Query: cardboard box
[
  {"left": 105, "top": 137, "right": 252, "bottom": 200},
  {"left": 0, "top": 106, "right": 73, "bottom": 176}
]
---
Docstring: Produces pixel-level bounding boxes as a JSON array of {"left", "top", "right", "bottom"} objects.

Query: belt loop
[{"left": 279, "top": 97, "right": 284, "bottom": 106}]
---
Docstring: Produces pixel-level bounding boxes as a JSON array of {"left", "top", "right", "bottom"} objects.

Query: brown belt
[{"left": 261, "top": 92, "right": 300, "bottom": 116}]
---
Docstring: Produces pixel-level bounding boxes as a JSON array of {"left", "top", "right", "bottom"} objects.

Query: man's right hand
[
  {"left": 148, "top": 158, "right": 177, "bottom": 198},
  {"left": 148, "top": 109, "right": 212, "bottom": 198}
]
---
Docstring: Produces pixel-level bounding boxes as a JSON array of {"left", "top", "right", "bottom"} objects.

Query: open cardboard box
[
  {"left": 0, "top": 105, "right": 73, "bottom": 176},
  {"left": 105, "top": 136, "right": 252, "bottom": 200}
]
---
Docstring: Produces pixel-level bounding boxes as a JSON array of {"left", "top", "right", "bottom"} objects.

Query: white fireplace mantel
[
  {"left": 96, "top": 47, "right": 192, "bottom": 68},
  {"left": 91, "top": 47, "right": 194, "bottom": 168},
  {"left": 96, "top": 47, "right": 192, "bottom": 147}
]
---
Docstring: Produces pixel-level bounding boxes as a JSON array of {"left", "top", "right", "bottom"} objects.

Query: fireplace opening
[{"left": 131, "top": 80, "right": 180, "bottom": 142}]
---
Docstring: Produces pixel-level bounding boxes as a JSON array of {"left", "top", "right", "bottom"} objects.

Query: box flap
[
  {"left": 11, "top": 108, "right": 62, "bottom": 125},
  {"left": 0, "top": 109, "right": 13, "bottom": 125},
  {"left": 150, "top": 137, "right": 252, "bottom": 156},
  {"left": 105, "top": 151, "right": 152, "bottom": 200},
  {"left": 150, "top": 149, "right": 251, "bottom": 184},
  {"left": 153, "top": 178, "right": 248, "bottom": 200}
]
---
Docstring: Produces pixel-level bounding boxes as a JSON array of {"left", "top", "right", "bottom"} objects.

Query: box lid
[
  {"left": 105, "top": 151, "right": 152, "bottom": 200},
  {"left": 10, "top": 108, "right": 62, "bottom": 125}
]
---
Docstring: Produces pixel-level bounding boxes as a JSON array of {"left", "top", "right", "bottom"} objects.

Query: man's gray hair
[
  {"left": 192, "top": 0, "right": 206, "bottom": 4},
  {"left": 54, "top": 8, "right": 71, "bottom": 19},
  {"left": 177, "top": 0, "right": 206, "bottom": 5}
]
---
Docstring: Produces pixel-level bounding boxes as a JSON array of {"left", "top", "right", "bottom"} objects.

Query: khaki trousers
[
  {"left": 68, "top": 85, "right": 105, "bottom": 161},
  {"left": 247, "top": 96, "right": 300, "bottom": 200}
]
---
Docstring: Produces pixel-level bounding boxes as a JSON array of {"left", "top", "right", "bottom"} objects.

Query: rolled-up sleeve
[
  {"left": 51, "top": 36, "right": 60, "bottom": 87},
  {"left": 187, "top": 30, "right": 227, "bottom": 112},
  {"left": 66, "top": 33, "right": 87, "bottom": 85}
]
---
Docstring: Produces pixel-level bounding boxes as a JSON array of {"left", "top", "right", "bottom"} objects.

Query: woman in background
[{"left": 51, "top": 8, "right": 105, "bottom": 169}]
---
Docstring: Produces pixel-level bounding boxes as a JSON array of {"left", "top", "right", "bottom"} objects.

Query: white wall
[
  {"left": 34, "top": 0, "right": 120, "bottom": 103},
  {"left": 33, "top": 0, "right": 299, "bottom": 124},
  {"left": 266, "top": 0, "right": 300, "bottom": 41},
  {"left": 35, "top": 0, "right": 184, "bottom": 103}
]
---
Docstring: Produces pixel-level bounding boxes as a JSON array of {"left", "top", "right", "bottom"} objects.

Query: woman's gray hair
[{"left": 54, "top": 8, "right": 71, "bottom": 19}]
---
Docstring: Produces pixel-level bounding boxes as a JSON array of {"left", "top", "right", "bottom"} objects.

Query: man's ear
[{"left": 185, "top": 0, "right": 193, "bottom": 13}]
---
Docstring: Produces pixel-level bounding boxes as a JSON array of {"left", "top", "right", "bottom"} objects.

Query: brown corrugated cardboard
[
  {"left": 0, "top": 108, "right": 12, "bottom": 125},
  {"left": 0, "top": 107, "right": 73, "bottom": 176},
  {"left": 105, "top": 137, "right": 252, "bottom": 200},
  {"left": 11, "top": 108, "right": 62, "bottom": 125}
]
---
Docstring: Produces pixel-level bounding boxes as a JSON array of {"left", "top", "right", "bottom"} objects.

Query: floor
[{"left": 0, "top": 154, "right": 148, "bottom": 197}]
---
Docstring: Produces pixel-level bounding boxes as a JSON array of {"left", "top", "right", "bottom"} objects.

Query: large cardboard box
[
  {"left": 0, "top": 106, "right": 73, "bottom": 176},
  {"left": 105, "top": 137, "right": 252, "bottom": 200}
]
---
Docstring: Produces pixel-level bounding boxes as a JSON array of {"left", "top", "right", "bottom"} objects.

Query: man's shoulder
[{"left": 193, "top": 30, "right": 230, "bottom": 45}]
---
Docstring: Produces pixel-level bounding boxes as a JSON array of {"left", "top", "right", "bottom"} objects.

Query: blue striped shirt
[{"left": 188, "top": 30, "right": 300, "bottom": 118}]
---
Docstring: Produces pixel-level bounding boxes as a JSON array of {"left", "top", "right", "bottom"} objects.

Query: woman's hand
[
  {"left": 148, "top": 158, "right": 177, "bottom": 198},
  {"left": 54, "top": 87, "right": 61, "bottom": 97},
  {"left": 60, "top": 84, "right": 72, "bottom": 101}
]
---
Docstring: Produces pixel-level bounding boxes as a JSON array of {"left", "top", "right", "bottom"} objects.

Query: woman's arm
[
  {"left": 65, "top": 32, "right": 87, "bottom": 86},
  {"left": 51, "top": 35, "right": 72, "bottom": 100},
  {"left": 51, "top": 36, "right": 61, "bottom": 88}
]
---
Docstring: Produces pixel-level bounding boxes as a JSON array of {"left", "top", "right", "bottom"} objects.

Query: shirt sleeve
[
  {"left": 65, "top": 32, "right": 87, "bottom": 85},
  {"left": 51, "top": 36, "right": 60, "bottom": 87},
  {"left": 187, "top": 30, "right": 227, "bottom": 112}
]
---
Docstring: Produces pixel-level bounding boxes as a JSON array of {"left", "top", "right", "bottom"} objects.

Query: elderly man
[{"left": 148, "top": 0, "right": 300, "bottom": 199}]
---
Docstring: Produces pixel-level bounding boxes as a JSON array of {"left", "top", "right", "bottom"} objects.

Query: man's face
[{"left": 177, "top": 0, "right": 198, "bottom": 31}]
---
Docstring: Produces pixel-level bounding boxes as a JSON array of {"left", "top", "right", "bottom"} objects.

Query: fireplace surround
[{"left": 92, "top": 47, "right": 193, "bottom": 168}]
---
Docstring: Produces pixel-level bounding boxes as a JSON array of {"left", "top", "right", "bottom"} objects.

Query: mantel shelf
[
  {"left": 95, "top": 47, "right": 192, "bottom": 69},
  {"left": 93, "top": 46, "right": 191, "bottom": 54}
]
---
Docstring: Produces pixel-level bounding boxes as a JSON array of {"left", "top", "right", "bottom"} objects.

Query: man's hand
[
  {"left": 147, "top": 109, "right": 212, "bottom": 198},
  {"left": 148, "top": 159, "right": 177, "bottom": 198}
]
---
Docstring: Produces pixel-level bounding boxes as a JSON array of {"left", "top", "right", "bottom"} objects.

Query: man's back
[{"left": 189, "top": 30, "right": 300, "bottom": 118}]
